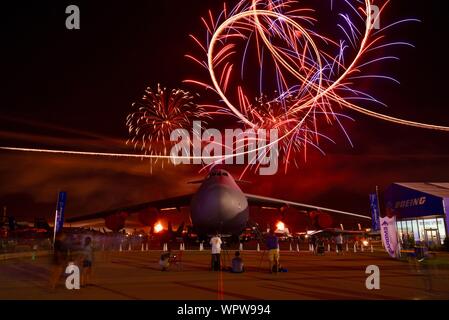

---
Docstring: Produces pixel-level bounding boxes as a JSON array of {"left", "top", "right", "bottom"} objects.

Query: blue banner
[
  {"left": 384, "top": 184, "right": 444, "bottom": 219},
  {"left": 369, "top": 192, "right": 381, "bottom": 231},
  {"left": 54, "top": 191, "right": 67, "bottom": 234}
]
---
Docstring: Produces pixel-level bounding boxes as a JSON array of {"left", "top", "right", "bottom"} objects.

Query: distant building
[{"left": 385, "top": 183, "right": 449, "bottom": 245}]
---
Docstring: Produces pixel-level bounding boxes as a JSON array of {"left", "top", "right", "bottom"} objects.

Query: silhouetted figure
[
  {"left": 81, "top": 237, "right": 94, "bottom": 286},
  {"left": 49, "top": 232, "right": 69, "bottom": 289}
]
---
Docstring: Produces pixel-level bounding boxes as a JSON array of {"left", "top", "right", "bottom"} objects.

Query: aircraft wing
[
  {"left": 245, "top": 194, "right": 371, "bottom": 220},
  {"left": 308, "top": 228, "right": 367, "bottom": 236},
  {"left": 66, "top": 194, "right": 194, "bottom": 223}
]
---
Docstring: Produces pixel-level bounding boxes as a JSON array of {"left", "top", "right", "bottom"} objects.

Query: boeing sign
[
  {"left": 385, "top": 184, "right": 444, "bottom": 219},
  {"left": 394, "top": 196, "right": 426, "bottom": 209}
]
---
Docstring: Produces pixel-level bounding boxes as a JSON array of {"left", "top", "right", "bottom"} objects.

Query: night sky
[{"left": 1, "top": 0, "right": 448, "bottom": 222}]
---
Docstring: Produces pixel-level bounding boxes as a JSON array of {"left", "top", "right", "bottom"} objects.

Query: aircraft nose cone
[
  {"left": 190, "top": 185, "right": 248, "bottom": 234},
  {"left": 202, "top": 186, "right": 238, "bottom": 221}
]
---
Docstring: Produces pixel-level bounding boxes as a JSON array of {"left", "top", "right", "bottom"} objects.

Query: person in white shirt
[
  {"left": 210, "top": 234, "right": 222, "bottom": 271},
  {"left": 336, "top": 234, "right": 344, "bottom": 254}
]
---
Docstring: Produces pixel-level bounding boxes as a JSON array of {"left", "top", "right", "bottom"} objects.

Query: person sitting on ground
[
  {"left": 231, "top": 251, "right": 244, "bottom": 273},
  {"left": 159, "top": 250, "right": 171, "bottom": 271}
]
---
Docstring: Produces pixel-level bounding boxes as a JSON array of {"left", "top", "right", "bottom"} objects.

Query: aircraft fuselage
[{"left": 190, "top": 170, "right": 249, "bottom": 235}]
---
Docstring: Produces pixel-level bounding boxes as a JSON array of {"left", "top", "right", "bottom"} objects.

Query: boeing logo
[{"left": 394, "top": 197, "right": 426, "bottom": 209}]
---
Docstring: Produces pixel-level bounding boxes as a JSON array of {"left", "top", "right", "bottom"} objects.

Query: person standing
[
  {"left": 310, "top": 235, "right": 317, "bottom": 254},
  {"left": 266, "top": 229, "right": 279, "bottom": 273},
  {"left": 81, "top": 237, "right": 94, "bottom": 286},
  {"left": 49, "top": 232, "right": 69, "bottom": 289},
  {"left": 336, "top": 234, "right": 344, "bottom": 255},
  {"left": 210, "top": 234, "right": 222, "bottom": 271}
]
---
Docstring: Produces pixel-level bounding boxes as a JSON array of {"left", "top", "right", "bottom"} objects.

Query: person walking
[{"left": 210, "top": 233, "right": 222, "bottom": 271}]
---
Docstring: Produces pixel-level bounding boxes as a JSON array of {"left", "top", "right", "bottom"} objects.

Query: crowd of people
[
  {"left": 158, "top": 229, "right": 285, "bottom": 274},
  {"left": 47, "top": 229, "right": 367, "bottom": 288}
]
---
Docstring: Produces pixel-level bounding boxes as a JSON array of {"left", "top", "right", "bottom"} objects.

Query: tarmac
[{"left": 1, "top": 250, "right": 448, "bottom": 300}]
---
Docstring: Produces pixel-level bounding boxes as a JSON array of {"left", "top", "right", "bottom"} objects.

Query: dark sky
[{"left": 0, "top": 0, "right": 448, "bottom": 221}]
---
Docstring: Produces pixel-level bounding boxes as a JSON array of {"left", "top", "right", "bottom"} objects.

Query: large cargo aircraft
[{"left": 66, "top": 168, "right": 371, "bottom": 237}]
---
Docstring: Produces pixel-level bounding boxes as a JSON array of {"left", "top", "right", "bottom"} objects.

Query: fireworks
[
  {"left": 184, "top": 0, "right": 449, "bottom": 173},
  {"left": 2, "top": 0, "right": 449, "bottom": 175},
  {"left": 246, "top": 94, "right": 340, "bottom": 169},
  {"left": 126, "top": 84, "right": 207, "bottom": 158}
]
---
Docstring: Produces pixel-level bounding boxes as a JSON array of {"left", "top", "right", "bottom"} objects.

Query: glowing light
[
  {"left": 276, "top": 221, "right": 285, "bottom": 232},
  {"left": 154, "top": 222, "right": 163, "bottom": 233},
  {"left": 362, "top": 240, "right": 369, "bottom": 246},
  {"left": 160, "top": 207, "right": 177, "bottom": 212}
]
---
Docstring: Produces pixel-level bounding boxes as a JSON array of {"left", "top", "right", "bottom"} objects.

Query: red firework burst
[{"left": 126, "top": 84, "right": 207, "bottom": 157}]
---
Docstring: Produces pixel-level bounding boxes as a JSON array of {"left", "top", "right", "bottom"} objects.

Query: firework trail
[
  {"left": 2, "top": 0, "right": 449, "bottom": 175},
  {"left": 184, "top": 0, "right": 449, "bottom": 172}
]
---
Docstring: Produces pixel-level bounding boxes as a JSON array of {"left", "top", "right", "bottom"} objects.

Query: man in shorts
[{"left": 266, "top": 229, "right": 279, "bottom": 273}]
